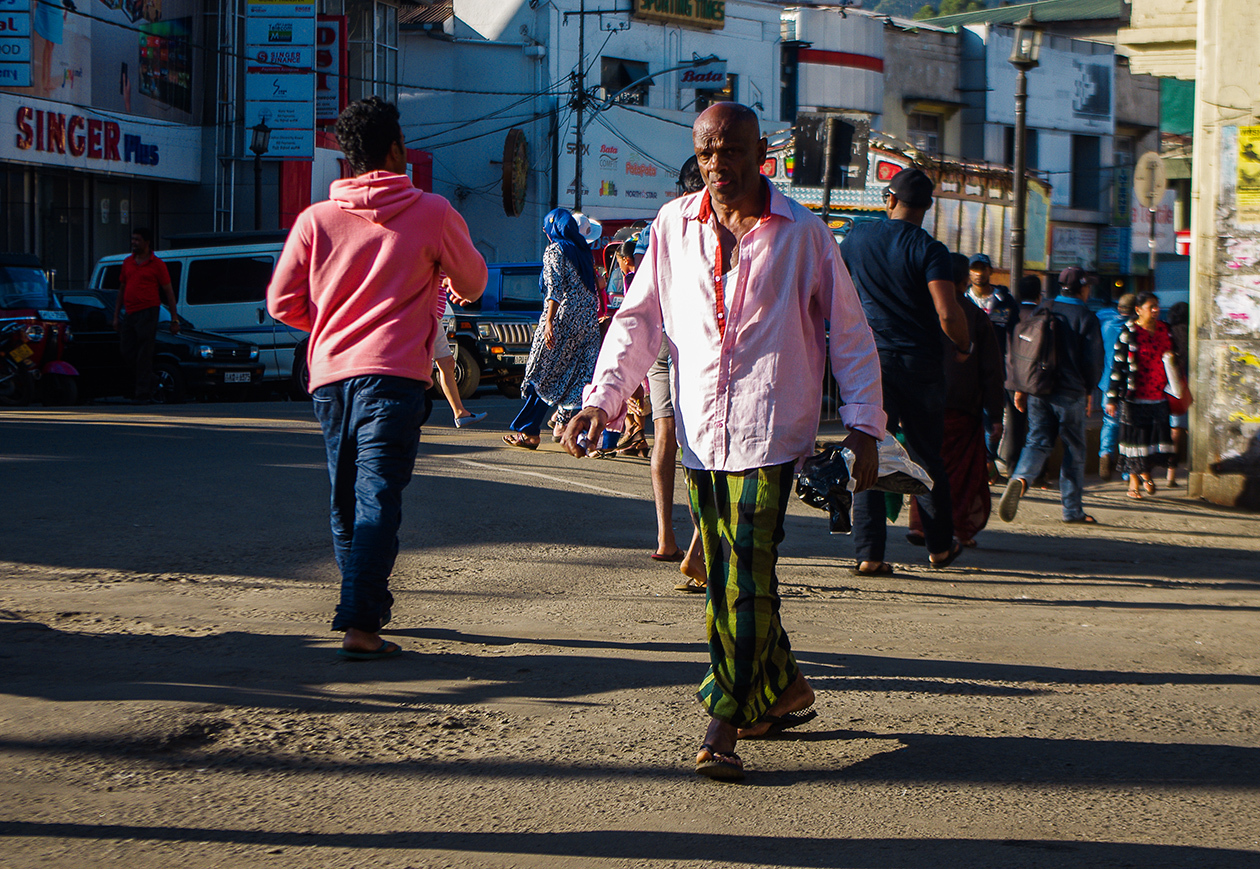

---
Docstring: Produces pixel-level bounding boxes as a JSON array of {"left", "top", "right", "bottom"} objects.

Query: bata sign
[
  {"left": 633, "top": 0, "right": 725, "bottom": 30},
  {"left": 2, "top": 95, "right": 201, "bottom": 182}
]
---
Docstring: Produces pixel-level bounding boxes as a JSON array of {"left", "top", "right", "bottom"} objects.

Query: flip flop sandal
[
  {"left": 1143, "top": 478, "right": 1157, "bottom": 495},
  {"left": 1064, "top": 514, "right": 1099, "bottom": 524},
  {"left": 929, "top": 541, "right": 964, "bottom": 570},
  {"left": 905, "top": 532, "right": 926, "bottom": 546},
  {"left": 652, "top": 549, "right": 686, "bottom": 562},
  {"left": 337, "top": 640, "right": 402, "bottom": 661},
  {"left": 851, "top": 562, "right": 895, "bottom": 576},
  {"left": 741, "top": 707, "right": 818, "bottom": 740},
  {"left": 502, "top": 434, "right": 538, "bottom": 450},
  {"left": 674, "top": 576, "right": 706, "bottom": 593},
  {"left": 1127, "top": 490, "right": 1143, "bottom": 500},
  {"left": 696, "top": 744, "right": 745, "bottom": 781}
]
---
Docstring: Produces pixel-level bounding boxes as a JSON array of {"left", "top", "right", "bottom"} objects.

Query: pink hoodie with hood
[{"left": 267, "top": 171, "right": 487, "bottom": 391}]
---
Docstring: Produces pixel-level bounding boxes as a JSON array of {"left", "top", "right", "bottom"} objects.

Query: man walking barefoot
[
  {"left": 564, "top": 103, "right": 885, "bottom": 780},
  {"left": 268, "top": 98, "right": 486, "bottom": 659}
]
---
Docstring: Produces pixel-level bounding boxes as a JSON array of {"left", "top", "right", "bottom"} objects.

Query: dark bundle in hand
[{"left": 795, "top": 446, "right": 853, "bottom": 534}]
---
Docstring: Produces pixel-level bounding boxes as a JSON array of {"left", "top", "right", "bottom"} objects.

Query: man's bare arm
[{"left": 928, "top": 279, "right": 970, "bottom": 353}]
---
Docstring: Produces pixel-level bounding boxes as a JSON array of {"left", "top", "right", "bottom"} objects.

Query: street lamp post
[
  {"left": 1008, "top": 14, "right": 1042, "bottom": 293},
  {"left": 249, "top": 121, "right": 272, "bottom": 231}
]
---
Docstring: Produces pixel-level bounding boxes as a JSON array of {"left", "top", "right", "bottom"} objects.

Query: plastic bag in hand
[
  {"left": 843, "top": 435, "right": 933, "bottom": 495},
  {"left": 795, "top": 446, "right": 853, "bottom": 534}
]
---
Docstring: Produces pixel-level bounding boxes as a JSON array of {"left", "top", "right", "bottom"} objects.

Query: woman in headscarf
[{"left": 503, "top": 208, "right": 602, "bottom": 449}]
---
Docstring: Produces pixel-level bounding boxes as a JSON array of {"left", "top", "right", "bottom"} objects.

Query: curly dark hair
[
  {"left": 335, "top": 97, "right": 403, "bottom": 175},
  {"left": 677, "top": 155, "right": 704, "bottom": 195}
]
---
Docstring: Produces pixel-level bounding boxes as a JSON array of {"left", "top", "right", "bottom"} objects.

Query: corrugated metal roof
[
  {"left": 927, "top": 0, "right": 1127, "bottom": 27},
  {"left": 399, "top": 2, "right": 451, "bottom": 26}
]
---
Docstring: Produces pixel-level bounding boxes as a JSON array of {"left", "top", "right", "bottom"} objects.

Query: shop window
[
  {"left": 601, "top": 57, "right": 651, "bottom": 106},
  {"left": 1003, "top": 126, "right": 1039, "bottom": 170},
  {"left": 332, "top": 0, "right": 399, "bottom": 103},
  {"left": 1071, "top": 134, "right": 1102, "bottom": 211},
  {"left": 907, "top": 112, "right": 941, "bottom": 156},
  {"left": 695, "top": 74, "right": 738, "bottom": 113},
  {"left": 186, "top": 257, "right": 274, "bottom": 306}
]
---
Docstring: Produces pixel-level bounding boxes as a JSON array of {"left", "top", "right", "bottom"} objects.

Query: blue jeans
[
  {"left": 312, "top": 375, "right": 432, "bottom": 634},
  {"left": 1099, "top": 404, "right": 1120, "bottom": 457},
  {"left": 853, "top": 352, "right": 954, "bottom": 560},
  {"left": 1012, "top": 392, "right": 1088, "bottom": 521}
]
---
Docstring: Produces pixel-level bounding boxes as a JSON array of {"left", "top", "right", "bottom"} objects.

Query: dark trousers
[
  {"left": 119, "top": 306, "right": 159, "bottom": 399},
  {"left": 312, "top": 375, "right": 432, "bottom": 634},
  {"left": 509, "top": 382, "right": 552, "bottom": 436},
  {"left": 999, "top": 390, "right": 1027, "bottom": 470},
  {"left": 853, "top": 352, "right": 954, "bottom": 560}
]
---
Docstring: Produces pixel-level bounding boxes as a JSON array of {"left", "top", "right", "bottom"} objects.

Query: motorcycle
[{"left": 0, "top": 254, "right": 79, "bottom": 406}]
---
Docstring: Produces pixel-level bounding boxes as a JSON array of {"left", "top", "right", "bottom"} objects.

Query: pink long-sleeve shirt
[
  {"left": 584, "top": 181, "right": 886, "bottom": 472},
  {"left": 267, "top": 171, "right": 487, "bottom": 391}
]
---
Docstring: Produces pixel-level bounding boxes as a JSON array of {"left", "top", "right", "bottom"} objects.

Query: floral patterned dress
[{"left": 523, "top": 244, "right": 600, "bottom": 416}]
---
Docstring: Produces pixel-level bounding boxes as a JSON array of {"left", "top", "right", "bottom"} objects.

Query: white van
[{"left": 89, "top": 236, "right": 306, "bottom": 392}]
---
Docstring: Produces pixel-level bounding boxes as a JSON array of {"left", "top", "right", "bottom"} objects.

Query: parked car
[
  {"left": 56, "top": 289, "right": 264, "bottom": 403},
  {"left": 88, "top": 232, "right": 301, "bottom": 393}
]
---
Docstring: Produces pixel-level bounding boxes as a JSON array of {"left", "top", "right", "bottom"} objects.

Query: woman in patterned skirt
[
  {"left": 1106, "top": 292, "right": 1175, "bottom": 500},
  {"left": 503, "top": 209, "right": 601, "bottom": 449}
]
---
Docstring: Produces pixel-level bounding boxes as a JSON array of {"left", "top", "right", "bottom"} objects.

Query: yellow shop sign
[{"left": 633, "top": 0, "right": 725, "bottom": 30}]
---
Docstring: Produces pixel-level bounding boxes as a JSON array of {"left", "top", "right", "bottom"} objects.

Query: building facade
[{"left": 398, "top": 0, "right": 784, "bottom": 263}]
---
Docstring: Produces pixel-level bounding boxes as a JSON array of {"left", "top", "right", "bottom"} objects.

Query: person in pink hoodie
[{"left": 268, "top": 97, "right": 487, "bottom": 661}]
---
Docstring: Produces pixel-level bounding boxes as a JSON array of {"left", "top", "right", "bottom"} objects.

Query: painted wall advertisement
[
  {"left": 987, "top": 32, "right": 1114, "bottom": 135},
  {"left": 0, "top": 0, "right": 200, "bottom": 126},
  {"left": 245, "top": 0, "right": 315, "bottom": 159},
  {"left": 1050, "top": 224, "right": 1098, "bottom": 271}
]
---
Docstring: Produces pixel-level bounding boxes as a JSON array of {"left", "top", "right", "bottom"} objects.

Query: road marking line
[{"left": 455, "top": 458, "right": 627, "bottom": 496}]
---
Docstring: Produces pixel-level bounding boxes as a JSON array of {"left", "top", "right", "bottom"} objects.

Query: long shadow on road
[{"left": 0, "top": 822, "right": 1256, "bottom": 868}]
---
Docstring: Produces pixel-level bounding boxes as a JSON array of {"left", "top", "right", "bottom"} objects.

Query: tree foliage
[{"left": 912, "top": 4, "right": 938, "bottom": 20}]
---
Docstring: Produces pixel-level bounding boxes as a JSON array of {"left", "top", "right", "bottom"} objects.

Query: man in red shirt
[{"left": 112, "top": 227, "right": 178, "bottom": 403}]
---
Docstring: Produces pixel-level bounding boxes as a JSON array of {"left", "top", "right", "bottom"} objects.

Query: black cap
[
  {"left": 1058, "top": 267, "right": 1087, "bottom": 290},
  {"left": 969, "top": 253, "right": 992, "bottom": 267},
  {"left": 887, "top": 168, "right": 934, "bottom": 208}
]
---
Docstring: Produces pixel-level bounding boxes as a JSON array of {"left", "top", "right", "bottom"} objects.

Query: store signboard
[
  {"left": 0, "top": 92, "right": 200, "bottom": 181},
  {"left": 0, "top": 0, "right": 31, "bottom": 88},
  {"left": 315, "top": 15, "right": 347, "bottom": 126},
  {"left": 245, "top": 0, "right": 315, "bottom": 159},
  {"left": 1050, "top": 224, "right": 1099, "bottom": 271},
  {"left": 632, "top": 0, "right": 725, "bottom": 30}
]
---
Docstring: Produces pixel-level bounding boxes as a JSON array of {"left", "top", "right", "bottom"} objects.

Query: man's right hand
[
  {"left": 562, "top": 406, "right": 608, "bottom": 458},
  {"left": 112, "top": 314, "right": 121, "bottom": 331},
  {"left": 1013, "top": 391, "right": 1028, "bottom": 413}
]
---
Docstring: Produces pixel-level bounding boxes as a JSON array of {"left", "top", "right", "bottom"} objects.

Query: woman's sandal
[
  {"left": 695, "top": 743, "right": 745, "bottom": 781},
  {"left": 615, "top": 429, "right": 647, "bottom": 455},
  {"left": 502, "top": 434, "right": 539, "bottom": 450},
  {"left": 1127, "top": 490, "right": 1143, "bottom": 500},
  {"left": 1143, "top": 477, "right": 1157, "bottom": 495}
]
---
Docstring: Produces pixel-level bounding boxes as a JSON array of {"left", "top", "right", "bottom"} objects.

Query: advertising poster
[
  {"left": 315, "top": 14, "right": 345, "bottom": 126},
  {"left": 1236, "top": 125, "right": 1260, "bottom": 225},
  {"left": 1025, "top": 181, "right": 1051, "bottom": 271},
  {"left": 0, "top": 0, "right": 32, "bottom": 87},
  {"left": 1, "top": 0, "right": 200, "bottom": 124}
]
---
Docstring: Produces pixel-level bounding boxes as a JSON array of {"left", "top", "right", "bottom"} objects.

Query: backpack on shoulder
[{"left": 1006, "top": 304, "right": 1058, "bottom": 395}]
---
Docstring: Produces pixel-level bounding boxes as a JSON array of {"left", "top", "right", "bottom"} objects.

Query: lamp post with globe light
[{"left": 1008, "top": 14, "right": 1042, "bottom": 292}]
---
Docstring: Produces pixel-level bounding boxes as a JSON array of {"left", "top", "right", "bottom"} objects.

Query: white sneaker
[{"left": 455, "top": 411, "right": 488, "bottom": 428}]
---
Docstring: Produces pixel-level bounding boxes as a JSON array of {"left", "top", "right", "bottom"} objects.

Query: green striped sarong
[{"left": 687, "top": 461, "right": 799, "bottom": 728}]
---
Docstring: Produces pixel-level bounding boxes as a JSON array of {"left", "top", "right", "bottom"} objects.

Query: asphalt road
[{"left": 1, "top": 397, "right": 1258, "bottom": 868}]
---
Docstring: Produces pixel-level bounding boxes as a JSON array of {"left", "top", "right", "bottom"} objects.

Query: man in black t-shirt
[{"left": 841, "top": 168, "right": 971, "bottom": 574}]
